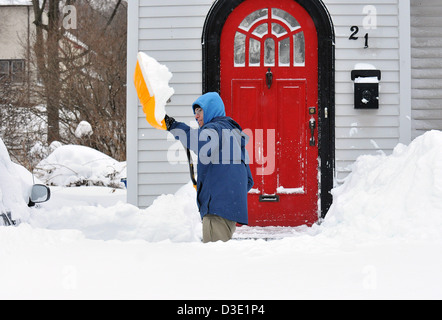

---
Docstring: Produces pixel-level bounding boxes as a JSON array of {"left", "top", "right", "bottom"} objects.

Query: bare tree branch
[
  {"left": 106, "top": 0, "right": 122, "bottom": 27},
  {"left": 3, "top": 0, "right": 127, "bottom": 167}
]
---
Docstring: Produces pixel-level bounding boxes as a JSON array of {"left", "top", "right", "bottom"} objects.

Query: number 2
[{"left": 349, "top": 26, "right": 359, "bottom": 40}]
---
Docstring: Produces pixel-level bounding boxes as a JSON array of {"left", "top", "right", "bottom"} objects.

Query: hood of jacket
[{"left": 192, "top": 92, "right": 226, "bottom": 125}]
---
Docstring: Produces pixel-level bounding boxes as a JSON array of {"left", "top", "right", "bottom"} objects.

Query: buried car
[{"left": 0, "top": 138, "right": 50, "bottom": 226}]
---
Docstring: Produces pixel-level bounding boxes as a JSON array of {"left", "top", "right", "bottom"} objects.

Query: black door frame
[{"left": 202, "top": 0, "right": 335, "bottom": 219}]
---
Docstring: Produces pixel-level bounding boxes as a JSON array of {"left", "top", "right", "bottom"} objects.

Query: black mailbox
[{"left": 351, "top": 70, "right": 381, "bottom": 109}]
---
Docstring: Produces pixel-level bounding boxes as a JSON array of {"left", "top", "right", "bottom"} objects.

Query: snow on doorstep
[
  {"left": 276, "top": 186, "right": 305, "bottom": 194},
  {"left": 137, "top": 52, "right": 174, "bottom": 123}
]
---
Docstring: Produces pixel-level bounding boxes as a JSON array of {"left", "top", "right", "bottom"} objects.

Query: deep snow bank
[
  {"left": 35, "top": 144, "right": 126, "bottom": 188},
  {"left": 323, "top": 130, "right": 442, "bottom": 240},
  {"left": 28, "top": 131, "right": 442, "bottom": 243},
  {"left": 30, "top": 182, "right": 201, "bottom": 242},
  {"left": 0, "top": 138, "right": 33, "bottom": 222}
]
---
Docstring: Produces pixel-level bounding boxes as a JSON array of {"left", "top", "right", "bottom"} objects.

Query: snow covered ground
[{"left": 1, "top": 131, "right": 442, "bottom": 300}]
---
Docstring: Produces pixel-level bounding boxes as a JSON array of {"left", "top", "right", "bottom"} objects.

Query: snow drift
[
  {"left": 34, "top": 144, "right": 126, "bottom": 188},
  {"left": 0, "top": 138, "right": 33, "bottom": 222},
  {"left": 26, "top": 130, "right": 442, "bottom": 244},
  {"left": 30, "top": 182, "right": 201, "bottom": 242},
  {"left": 324, "top": 130, "right": 442, "bottom": 240}
]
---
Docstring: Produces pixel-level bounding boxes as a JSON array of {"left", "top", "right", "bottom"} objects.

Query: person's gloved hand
[{"left": 164, "top": 114, "right": 176, "bottom": 131}]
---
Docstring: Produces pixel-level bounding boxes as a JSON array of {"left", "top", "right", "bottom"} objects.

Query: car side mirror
[{"left": 28, "top": 184, "right": 51, "bottom": 207}]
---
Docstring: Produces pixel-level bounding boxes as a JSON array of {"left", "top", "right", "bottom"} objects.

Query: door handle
[
  {"left": 266, "top": 68, "right": 273, "bottom": 89},
  {"left": 309, "top": 118, "right": 316, "bottom": 146}
]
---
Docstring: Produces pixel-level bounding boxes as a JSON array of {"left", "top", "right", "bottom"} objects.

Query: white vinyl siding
[
  {"left": 129, "top": 0, "right": 214, "bottom": 208},
  {"left": 411, "top": 0, "right": 442, "bottom": 139},
  {"left": 323, "top": 0, "right": 402, "bottom": 181}
]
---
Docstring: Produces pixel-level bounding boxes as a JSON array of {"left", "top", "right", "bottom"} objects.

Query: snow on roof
[{"left": 0, "top": 0, "right": 32, "bottom": 6}]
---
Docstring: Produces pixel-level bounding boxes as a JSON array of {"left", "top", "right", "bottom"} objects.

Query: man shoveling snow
[
  {"left": 165, "top": 92, "right": 254, "bottom": 243},
  {"left": 134, "top": 53, "right": 253, "bottom": 243}
]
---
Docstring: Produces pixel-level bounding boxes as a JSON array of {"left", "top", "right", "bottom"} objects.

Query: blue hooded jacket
[{"left": 169, "top": 92, "right": 254, "bottom": 225}]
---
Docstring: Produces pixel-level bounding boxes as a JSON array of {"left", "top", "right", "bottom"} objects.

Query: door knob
[
  {"left": 309, "top": 118, "right": 316, "bottom": 146},
  {"left": 266, "top": 68, "right": 273, "bottom": 89}
]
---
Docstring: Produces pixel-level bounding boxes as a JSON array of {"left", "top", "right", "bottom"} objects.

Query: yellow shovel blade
[{"left": 134, "top": 60, "right": 167, "bottom": 130}]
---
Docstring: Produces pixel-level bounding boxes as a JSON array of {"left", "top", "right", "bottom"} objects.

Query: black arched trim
[{"left": 202, "top": 0, "right": 335, "bottom": 219}]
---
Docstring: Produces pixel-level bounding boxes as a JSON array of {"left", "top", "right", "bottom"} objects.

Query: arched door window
[{"left": 234, "top": 8, "right": 305, "bottom": 67}]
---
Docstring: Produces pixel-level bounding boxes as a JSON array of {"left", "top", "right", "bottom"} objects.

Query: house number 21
[{"left": 349, "top": 26, "right": 369, "bottom": 49}]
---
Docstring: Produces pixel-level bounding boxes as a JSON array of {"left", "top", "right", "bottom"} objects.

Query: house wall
[
  {"left": 0, "top": 6, "right": 32, "bottom": 60},
  {"left": 128, "top": 0, "right": 412, "bottom": 208},
  {"left": 411, "top": 0, "right": 442, "bottom": 139},
  {"left": 127, "top": 0, "right": 213, "bottom": 207},
  {"left": 325, "top": 0, "right": 408, "bottom": 181}
]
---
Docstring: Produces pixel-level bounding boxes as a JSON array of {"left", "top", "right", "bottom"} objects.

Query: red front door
[{"left": 220, "top": 0, "right": 319, "bottom": 226}]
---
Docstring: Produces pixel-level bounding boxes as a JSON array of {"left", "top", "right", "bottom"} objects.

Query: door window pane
[
  {"left": 239, "top": 9, "right": 268, "bottom": 32},
  {"left": 294, "top": 32, "right": 305, "bottom": 65},
  {"left": 272, "top": 23, "right": 288, "bottom": 37},
  {"left": 249, "top": 38, "right": 261, "bottom": 66},
  {"left": 234, "top": 32, "right": 246, "bottom": 66},
  {"left": 264, "top": 38, "right": 275, "bottom": 66},
  {"left": 252, "top": 23, "right": 268, "bottom": 38},
  {"left": 272, "top": 8, "right": 300, "bottom": 31},
  {"left": 279, "top": 38, "right": 290, "bottom": 66}
]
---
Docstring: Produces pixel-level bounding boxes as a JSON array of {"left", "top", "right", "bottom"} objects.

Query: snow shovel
[{"left": 134, "top": 52, "right": 197, "bottom": 189}]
